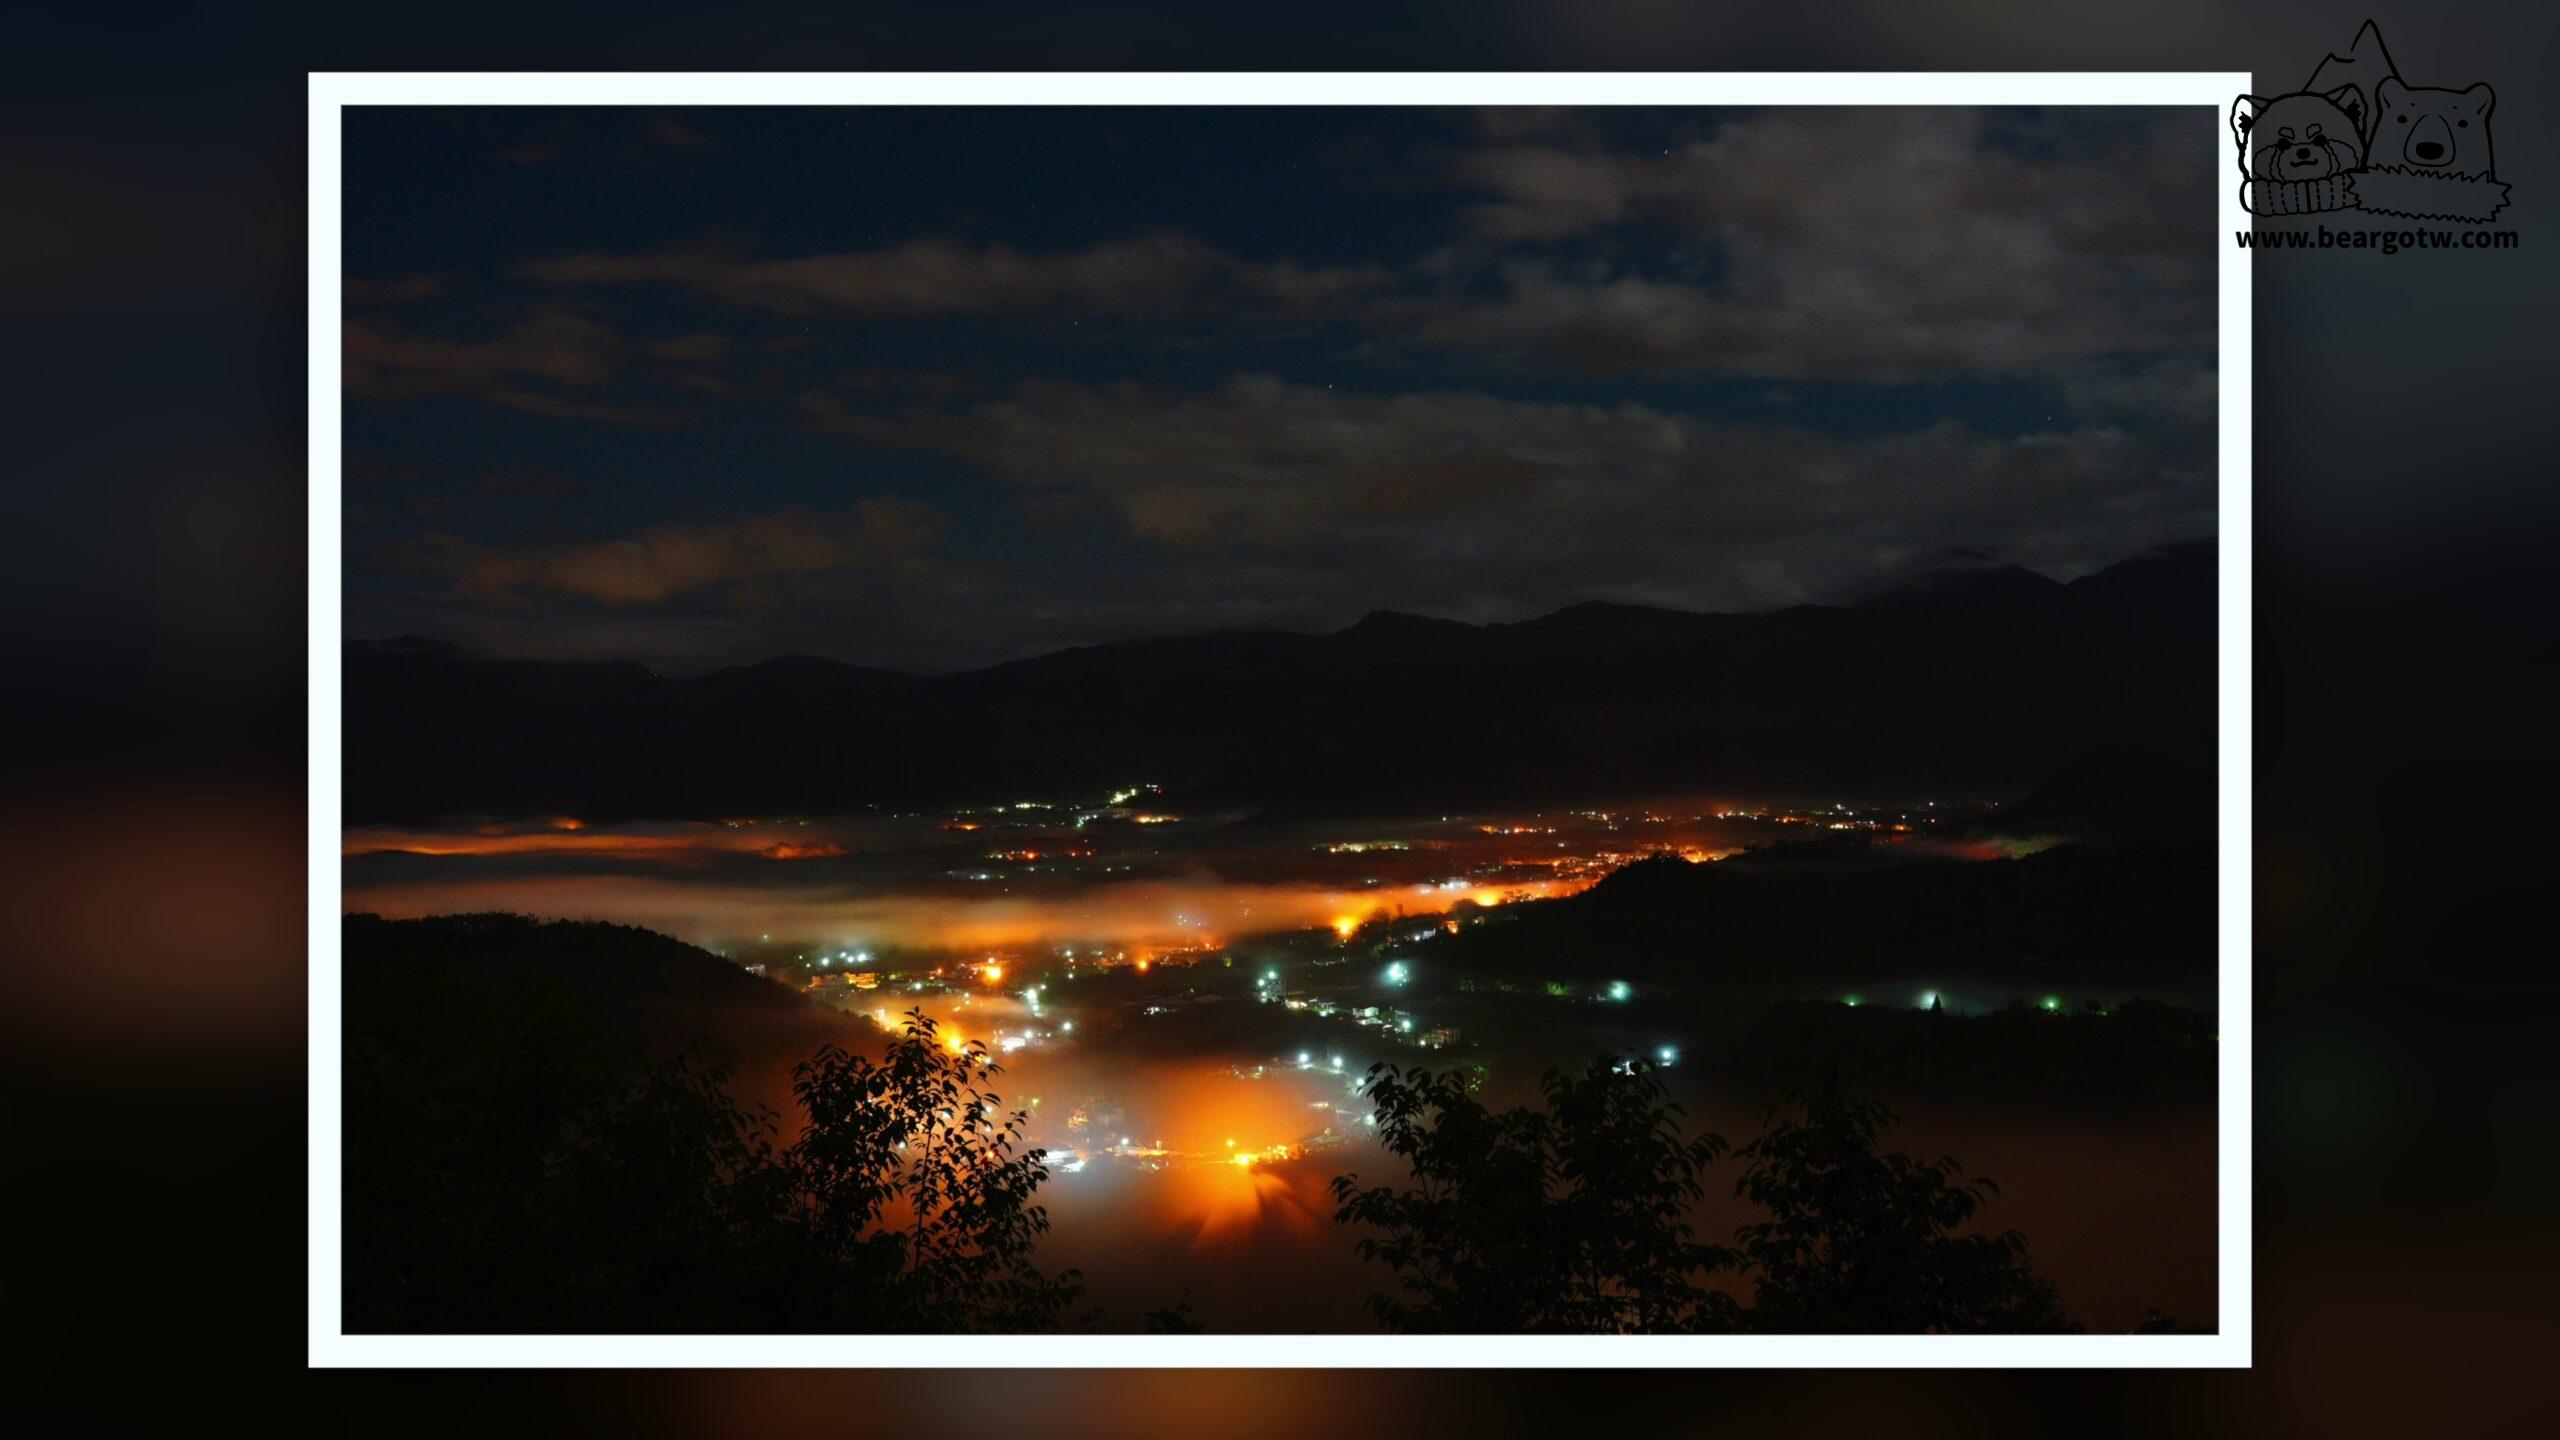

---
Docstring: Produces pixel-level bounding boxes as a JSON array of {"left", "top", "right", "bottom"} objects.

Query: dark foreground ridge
[{"left": 345, "top": 544, "right": 2214, "bottom": 822}]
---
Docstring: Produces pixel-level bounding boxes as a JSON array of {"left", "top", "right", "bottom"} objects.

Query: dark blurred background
[{"left": 5, "top": 1, "right": 2552, "bottom": 1429}]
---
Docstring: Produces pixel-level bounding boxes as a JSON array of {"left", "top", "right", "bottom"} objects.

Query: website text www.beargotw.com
[{"left": 2237, "top": 224, "right": 2520, "bottom": 253}]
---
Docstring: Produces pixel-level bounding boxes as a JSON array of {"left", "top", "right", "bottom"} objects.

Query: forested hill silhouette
[
  {"left": 1961, "top": 745, "right": 2218, "bottom": 843},
  {"left": 343, "top": 913, "right": 857, "bottom": 1088},
  {"left": 1421, "top": 841, "right": 2213, "bottom": 989},
  {"left": 346, "top": 544, "right": 2213, "bottom": 823},
  {"left": 342, "top": 915, "right": 1085, "bottom": 1332}
]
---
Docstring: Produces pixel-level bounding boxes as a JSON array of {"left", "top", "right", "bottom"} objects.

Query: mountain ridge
[{"left": 345, "top": 546, "right": 2216, "bottom": 823}]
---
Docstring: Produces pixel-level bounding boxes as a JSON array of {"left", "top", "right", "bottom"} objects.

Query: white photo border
[{"left": 308, "top": 69, "right": 2253, "bottom": 1369}]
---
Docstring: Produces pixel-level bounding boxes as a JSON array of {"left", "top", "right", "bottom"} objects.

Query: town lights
[
  {"left": 1384, "top": 961, "right": 1408, "bottom": 986},
  {"left": 1607, "top": 981, "right": 1631, "bottom": 1001}
]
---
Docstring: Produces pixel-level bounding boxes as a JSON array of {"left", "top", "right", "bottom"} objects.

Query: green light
[
  {"left": 2040, "top": 996, "right": 2061, "bottom": 1012},
  {"left": 1607, "top": 981, "right": 1631, "bottom": 1002}
]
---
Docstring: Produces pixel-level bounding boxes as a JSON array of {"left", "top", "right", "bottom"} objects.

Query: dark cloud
[
  {"left": 519, "top": 235, "right": 1390, "bottom": 322},
  {"left": 505, "top": 111, "right": 2208, "bottom": 388},
  {"left": 482, "top": 388, "right": 694, "bottom": 427},
  {"left": 427, "top": 499, "right": 946, "bottom": 607},
  {"left": 642, "top": 332, "right": 731, "bottom": 363},
  {"left": 1417, "top": 109, "right": 2215, "bottom": 380},
  {"left": 343, "top": 106, "right": 2218, "bottom": 671},
  {"left": 342, "top": 309, "right": 621, "bottom": 399},
  {"left": 864, "top": 374, "right": 2209, "bottom": 612},
  {"left": 343, "top": 274, "right": 442, "bottom": 304}
]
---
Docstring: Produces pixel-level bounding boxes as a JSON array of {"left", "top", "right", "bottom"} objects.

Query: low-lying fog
[{"left": 344, "top": 794, "right": 2217, "bottom": 1331}]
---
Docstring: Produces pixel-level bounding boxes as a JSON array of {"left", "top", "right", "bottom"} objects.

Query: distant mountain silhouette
[
  {"left": 1857, "top": 550, "right": 2069, "bottom": 614},
  {"left": 2061, "top": 541, "right": 2216, "bottom": 638},
  {"left": 344, "top": 545, "right": 2215, "bottom": 822}
]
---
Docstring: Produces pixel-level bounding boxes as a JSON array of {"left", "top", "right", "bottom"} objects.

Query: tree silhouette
[
  {"left": 1332, "top": 1061, "right": 2079, "bottom": 1334},
  {"left": 1732, "top": 1073, "right": 2072, "bottom": 1333},
  {"left": 783, "top": 1016, "right": 1082, "bottom": 1332},
  {"left": 1329, "top": 1060, "right": 1741, "bottom": 1333},
  {"left": 346, "top": 1008, "right": 1081, "bottom": 1332}
]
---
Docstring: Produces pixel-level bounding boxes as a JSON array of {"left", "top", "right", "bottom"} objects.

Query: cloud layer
[{"left": 339, "top": 106, "right": 2218, "bottom": 671}]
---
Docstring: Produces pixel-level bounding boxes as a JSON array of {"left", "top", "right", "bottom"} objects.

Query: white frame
[{"left": 308, "top": 70, "right": 2254, "bottom": 1369}]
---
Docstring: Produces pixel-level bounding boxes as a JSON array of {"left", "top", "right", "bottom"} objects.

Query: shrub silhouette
[
  {"left": 1329, "top": 1060, "right": 1741, "bottom": 1333},
  {"left": 1733, "top": 1074, "right": 2071, "bottom": 1333},
  {"left": 1334, "top": 1061, "right": 2075, "bottom": 1334}
]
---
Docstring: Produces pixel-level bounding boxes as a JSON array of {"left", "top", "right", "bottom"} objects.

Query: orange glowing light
[
  {"left": 1331, "top": 915, "right": 1361, "bottom": 940},
  {"left": 981, "top": 963, "right": 1005, "bottom": 983},
  {"left": 762, "top": 842, "right": 847, "bottom": 860}
]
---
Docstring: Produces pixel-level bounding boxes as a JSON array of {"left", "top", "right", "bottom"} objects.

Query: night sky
[{"left": 342, "top": 105, "right": 2217, "bottom": 673}]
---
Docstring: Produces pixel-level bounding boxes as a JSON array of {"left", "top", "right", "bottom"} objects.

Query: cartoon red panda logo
[{"left": 2232, "top": 87, "right": 2367, "bottom": 183}]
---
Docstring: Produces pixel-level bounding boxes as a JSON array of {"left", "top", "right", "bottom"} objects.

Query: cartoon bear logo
[
  {"left": 2357, "top": 77, "right": 2505, "bottom": 220},
  {"left": 2233, "top": 88, "right": 2366, "bottom": 215},
  {"left": 2372, "top": 78, "right": 2495, "bottom": 174}
]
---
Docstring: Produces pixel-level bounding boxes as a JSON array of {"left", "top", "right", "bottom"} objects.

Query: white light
[
  {"left": 1297, "top": 1052, "right": 1312, "bottom": 1066},
  {"left": 1657, "top": 1046, "right": 1678, "bottom": 1065}
]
